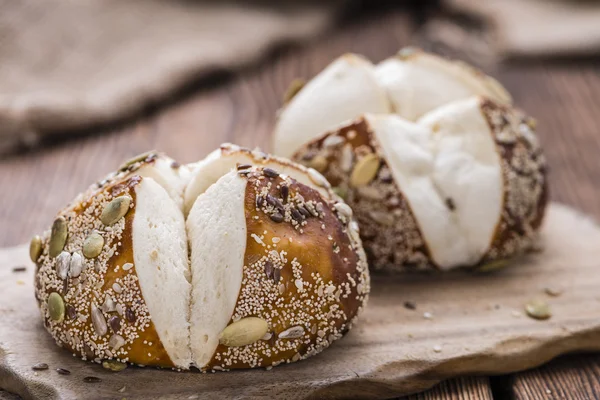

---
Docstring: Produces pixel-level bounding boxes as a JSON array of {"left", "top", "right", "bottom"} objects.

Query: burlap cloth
[
  {"left": 0, "top": 0, "right": 343, "bottom": 155},
  {"left": 422, "top": 0, "right": 600, "bottom": 63}
]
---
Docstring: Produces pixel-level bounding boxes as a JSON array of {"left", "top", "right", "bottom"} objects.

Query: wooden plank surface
[{"left": 1, "top": 6, "right": 599, "bottom": 400}]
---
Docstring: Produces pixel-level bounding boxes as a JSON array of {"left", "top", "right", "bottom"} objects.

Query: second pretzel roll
[{"left": 292, "top": 97, "right": 548, "bottom": 272}]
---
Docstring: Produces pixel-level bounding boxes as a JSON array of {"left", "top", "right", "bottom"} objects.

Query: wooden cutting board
[{"left": 1, "top": 202, "right": 600, "bottom": 400}]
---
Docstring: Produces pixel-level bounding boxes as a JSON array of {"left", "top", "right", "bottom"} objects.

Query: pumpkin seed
[
  {"left": 278, "top": 326, "right": 305, "bottom": 339},
  {"left": 49, "top": 217, "right": 68, "bottom": 257},
  {"left": 332, "top": 186, "right": 348, "bottom": 200},
  {"left": 56, "top": 251, "right": 71, "bottom": 280},
  {"left": 69, "top": 252, "right": 83, "bottom": 277},
  {"left": 48, "top": 292, "right": 65, "bottom": 322},
  {"left": 83, "top": 232, "right": 104, "bottom": 259},
  {"left": 29, "top": 235, "right": 42, "bottom": 263},
  {"left": 283, "top": 78, "right": 305, "bottom": 103},
  {"left": 477, "top": 259, "right": 508, "bottom": 273},
  {"left": 91, "top": 305, "right": 108, "bottom": 337},
  {"left": 118, "top": 150, "right": 156, "bottom": 171},
  {"left": 100, "top": 196, "right": 131, "bottom": 226},
  {"left": 350, "top": 153, "right": 380, "bottom": 187},
  {"left": 525, "top": 299, "right": 551, "bottom": 320},
  {"left": 219, "top": 317, "right": 268, "bottom": 347},
  {"left": 308, "top": 155, "right": 328, "bottom": 172},
  {"left": 102, "top": 360, "right": 127, "bottom": 372}
]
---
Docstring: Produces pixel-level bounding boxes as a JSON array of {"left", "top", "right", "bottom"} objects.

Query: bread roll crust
[
  {"left": 204, "top": 166, "right": 369, "bottom": 370},
  {"left": 291, "top": 98, "right": 548, "bottom": 271},
  {"left": 35, "top": 173, "right": 175, "bottom": 368}
]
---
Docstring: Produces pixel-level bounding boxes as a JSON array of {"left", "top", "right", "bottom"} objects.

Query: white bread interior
[
  {"left": 367, "top": 96, "right": 503, "bottom": 269},
  {"left": 375, "top": 50, "right": 512, "bottom": 121},
  {"left": 186, "top": 171, "right": 247, "bottom": 368},
  {"left": 273, "top": 53, "right": 391, "bottom": 158},
  {"left": 184, "top": 146, "right": 331, "bottom": 215},
  {"left": 136, "top": 155, "right": 191, "bottom": 210},
  {"left": 132, "top": 177, "right": 192, "bottom": 368}
]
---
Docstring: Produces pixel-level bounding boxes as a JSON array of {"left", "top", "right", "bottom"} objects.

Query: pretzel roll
[
  {"left": 292, "top": 97, "right": 547, "bottom": 272},
  {"left": 185, "top": 148, "right": 369, "bottom": 370},
  {"left": 33, "top": 153, "right": 192, "bottom": 368},
  {"left": 33, "top": 147, "right": 369, "bottom": 371},
  {"left": 375, "top": 47, "right": 512, "bottom": 121},
  {"left": 272, "top": 48, "right": 511, "bottom": 159}
]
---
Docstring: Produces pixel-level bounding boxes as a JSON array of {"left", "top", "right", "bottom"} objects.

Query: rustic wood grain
[{"left": 1, "top": 7, "right": 600, "bottom": 400}]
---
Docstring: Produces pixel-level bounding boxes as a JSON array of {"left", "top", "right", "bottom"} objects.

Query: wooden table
[{"left": 1, "top": 7, "right": 600, "bottom": 400}]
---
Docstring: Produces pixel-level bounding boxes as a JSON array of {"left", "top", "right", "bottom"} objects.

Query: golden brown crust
[
  {"left": 480, "top": 99, "right": 548, "bottom": 263},
  {"left": 34, "top": 156, "right": 176, "bottom": 368},
  {"left": 205, "top": 166, "right": 369, "bottom": 370},
  {"left": 292, "top": 119, "right": 433, "bottom": 272}
]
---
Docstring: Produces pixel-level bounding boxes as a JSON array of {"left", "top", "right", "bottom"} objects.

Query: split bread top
[
  {"left": 273, "top": 48, "right": 512, "bottom": 158},
  {"left": 291, "top": 97, "right": 547, "bottom": 271},
  {"left": 32, "top": 146, "right": 370, "bottom": 370}
]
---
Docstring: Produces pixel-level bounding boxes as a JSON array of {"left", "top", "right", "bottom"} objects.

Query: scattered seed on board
[
  {"left": 100, "top": 196, "right": 131, "bottom": 226},
  {"left": 49, "top": 217, "right": 68, "bottom": 257},
  {"left": 83, "top": 376, "right": 102, "bottom": 383},
  {"left": 103, "top": 360, "right": 127, "bottom": 372},
  {"left": 433, "top": 345, "right": 442, "bottom": 353},
  {"left": 83, "top": 232, "right": 105, "bottom": 259},
  {"left": 56, "top": 368, "right": 71, "bottom": 375},
  {"left": 12, "top": 266, "right": 26, "bottom": 273},
  {"left": 525, "top": 299, "right": 551, "bottom": 320},
  {"left": 29, "top": 235, "right": 42, "bottom": 263},
  {"left": 544, "top": 287, "right": 563, "bottom": 297},
  {"left": 32, "top": 363, "right": 48, "bottom": 371},
  {"left": 403, "top": 301, "right": 417, "bottom": 310},
  {"left": 423, "top": 312, "right": 433, "bottom": 320}
]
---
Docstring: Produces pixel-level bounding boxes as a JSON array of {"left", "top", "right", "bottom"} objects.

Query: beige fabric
[
  {"left": 443, "top": 0, "right": 600, "bottom": 59},
  {"left": 0, "top": 0, "right": 342, "bottom": 154}
]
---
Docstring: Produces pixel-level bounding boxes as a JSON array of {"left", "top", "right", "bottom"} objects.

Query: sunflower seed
[
  {"left": 125, "top": 307, "right": 136, "bottom": 323},
  {"left": 56, "top": 368, "right": 71, "bottom": 375},
  {"left": 270, "top": 212, "right": 284, "bottom": 223},
  {"left": 350, "top": 153, "right": 380, "bottom": 187},
  {"left": 101, "top": 294, "right": 116, "bottom": 313},
  {"left": 334, "top": 202, "right": 353, "bottom": 219},
  {"left": 91, "top": 305, "right": 108, "bottom": 337},
  {"left": 219, "top": 317, "right": 269, "bottom": 347},
  {"left": 109, "top": 316, "right": 121, "bottom": 333},
  {"left": 100, "top": 196, "right": 131, "bottom": 226},
  {"left": 55, "top": 251, "right": 71, "bottom": 279},
  {"left": 278, "top": 326, "right": 305, "bottom": 339},
  {"left": 30, "top": 235, "right": 42, "bottom": 263},
  {"left": 83, "top": 232, "right": 104, "bottom": 259},
  {"left": 69, "top": 252, "right": 83, "bottom": 278},
  {"left": 49, "top": 217, "right": 68, "bottom": 257},
  {"left": 323, "top": 135, "right": 345, "bottom": 148},
  {"left": 83, "top": 376, "right": 102, "bottom": 383},
  {"left": 280, "top": 185, "right": 289, "bottom": 203},
  {"left": 263, "top": 168, "right": 279, "bottom": 178},
  {"left": 32, "top": 363, "right": 48, "bottom": 371},
  {"left": 66, "top": 304, "right": 77, "bottom": 320},
  {"left": 109, "top": 334, "right": 126, "bottom": 350},
  {"left": 340, "top": 144, "right": 354, "bottom": 172}
]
